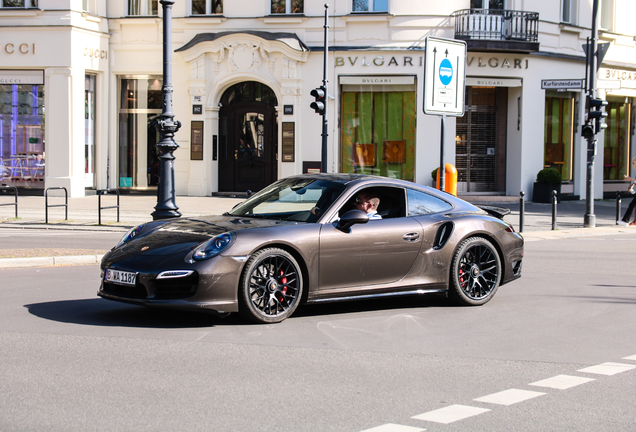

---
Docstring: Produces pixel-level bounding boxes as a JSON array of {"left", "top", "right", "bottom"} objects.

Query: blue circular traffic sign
[{"left": 439, "top": 59, "right": 453, "bottom": 86}]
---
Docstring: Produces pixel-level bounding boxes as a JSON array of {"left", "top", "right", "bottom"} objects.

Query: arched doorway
[{"left": 218, "top": 81, "right": 278, "bottom": 193}]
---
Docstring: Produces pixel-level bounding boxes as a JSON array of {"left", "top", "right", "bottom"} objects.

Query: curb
[
  {"left": 2, "top": 226, "right": 635, "bottom": 269},
  {"left": 520, "top": 225, "right": 635, "bottom": 241},
  {"left": 0, "top": 254, "right": 104, "bottom": 269}
]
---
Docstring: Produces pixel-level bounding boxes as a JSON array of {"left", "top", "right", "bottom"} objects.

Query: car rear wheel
[
  {"left": 450, "top": 237, "right": 501, "bottom": 306},
  {"left": 239, "top": 248, "right": 304, "bottom": 324}
]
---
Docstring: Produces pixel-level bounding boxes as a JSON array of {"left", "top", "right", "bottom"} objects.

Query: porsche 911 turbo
[{"left": 99, "top": 173, "right": 523, "bottom": 323}]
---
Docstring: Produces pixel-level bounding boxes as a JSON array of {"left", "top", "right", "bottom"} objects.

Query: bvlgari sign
[
  {"left": 339, "top": 76, "right": 415, "bottom": 85},
  {"left": 598, "top": 67, "right": 636, "bottom": 90}
]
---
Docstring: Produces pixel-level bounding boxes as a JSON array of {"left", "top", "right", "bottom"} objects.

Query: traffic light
[
  {"left": 586, "top": 95, "right": 608, "bottom": 135},
  {"left": 582, "top": 121, "right": 594, "bottom": 139},
  {"left": 310, "top": 86, "right": 326, "bottom": 115}
]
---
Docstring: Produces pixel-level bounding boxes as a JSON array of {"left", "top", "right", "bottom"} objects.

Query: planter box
[{"left": 532, "top": 182, "right": 561, "bottom": 203}]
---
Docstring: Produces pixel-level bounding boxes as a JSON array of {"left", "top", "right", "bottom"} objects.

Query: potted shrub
[{"left": 532, "top": 168, "right": 562, "bottom": 203}]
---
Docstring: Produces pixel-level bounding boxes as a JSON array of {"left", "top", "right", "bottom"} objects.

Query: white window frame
[
  {"left": 271, "top": 0, "right": 303, "bottom": 14},
  {"left": 128, "top": 0, "right": 157, "bottom": 16},
  {"left": 561, "top": 0, "right": 577, "bottom": 24},
  {"left": 470, "top": 0, "right": 506, "bottom": 10},
  {"left": 352, "top": 0, "right": 389, "bottom": 13},
  {"left": 599, "top": 0, "right": 614, "bottom": 32},
  {"left": 0, "top": 0, "right": 38, "bottom": 7},
  {"left": 191, "top": 0, "right": 222, "bottom": 15},
  {"left": 83, "top": 0, "right": 98, "bottom": 14}
]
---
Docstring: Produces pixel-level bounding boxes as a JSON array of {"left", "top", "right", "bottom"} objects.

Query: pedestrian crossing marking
[
  {"left": 577, "top": 362, "right": 636, "bottom": 375},
  {"left": 412, "top": 404, "right": 490, "bottom": 424},
  {"left": 622, "top": 354, "right": 636, "bottom": 361},
  {"left": 360, "top": 424, "right": 425, "bottom": 432},
  {"left": 474, "top": 389, "right": 545, "bottom": 406},
  {"left": 529, "top": 374, "right": 595, "bottom": 390}
]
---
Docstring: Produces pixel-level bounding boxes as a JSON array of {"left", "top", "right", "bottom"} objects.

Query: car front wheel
[
  {"left": 450, "top": 237, "right": 501, "bottom": 306},
  {"left": 239, "top": 248, "right": 304, "bottom": 323}
]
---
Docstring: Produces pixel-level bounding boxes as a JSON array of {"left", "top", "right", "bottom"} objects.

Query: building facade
[{"left": 0, "top": 0, "right": 634, "bottom": 201}]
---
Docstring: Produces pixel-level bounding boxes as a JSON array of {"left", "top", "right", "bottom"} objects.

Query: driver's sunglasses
[{"left": 355, "top": 197, "right": 368, "bottom": 205}]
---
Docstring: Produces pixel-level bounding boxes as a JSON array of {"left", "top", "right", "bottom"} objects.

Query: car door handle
[{"left": 402, "top": 232, "right": 420, "bottom": 242}]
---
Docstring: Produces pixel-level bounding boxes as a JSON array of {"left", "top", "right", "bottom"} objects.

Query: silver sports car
[{"left": 99, "top": 174, "right": 523, "bottom": 323}]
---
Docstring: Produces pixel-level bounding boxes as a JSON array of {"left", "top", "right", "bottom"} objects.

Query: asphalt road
[
  {"left": 1, "top": 233, "right": 635, "bottom": 431},
  {"left": 0, "top": 228, "right": 122, "bottom": 257}
]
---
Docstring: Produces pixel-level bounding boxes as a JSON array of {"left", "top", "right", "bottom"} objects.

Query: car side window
[{"left": 407, "top": 189, "right": 452, "bottom": 216}]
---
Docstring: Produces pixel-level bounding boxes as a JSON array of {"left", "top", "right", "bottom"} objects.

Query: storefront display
[
  {"left": 544, "top": 91, "right": 575, "bottom": 182},
  {"left": 0, "top": 71, "right": 45, "bottom": 188},
  {"left": 340, "top": 79, "right": 416, "bottom": 181},
  {"left": 603, "top": 98, "right": 632, "bottom": 181}
]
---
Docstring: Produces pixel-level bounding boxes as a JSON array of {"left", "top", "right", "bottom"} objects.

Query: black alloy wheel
[
  {"left": 450, "top": 237, "right": 501, "bottom": 306},
  {"left": 239, "top": 248, "right": 303, "bottom": 323}
]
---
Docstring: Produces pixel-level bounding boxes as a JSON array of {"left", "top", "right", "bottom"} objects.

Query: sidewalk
[{"left": 0, "top": 192, "right": 632, "bottom": 268}]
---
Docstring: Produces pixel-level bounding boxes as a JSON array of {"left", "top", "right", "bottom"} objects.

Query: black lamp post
[{"left": 152, "top": 0, "right": 181, "bottom": 221}]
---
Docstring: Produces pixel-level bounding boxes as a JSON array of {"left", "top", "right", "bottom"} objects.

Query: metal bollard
[
  {"left": 98, "top": 189, "right": 120, "bottom": 225},
  {"left": 616, "top": 193, "right": 622, "bottom": 223},
  {"left": 519, "top": 191, "right": 525, "bottom": 233},
  {"left": 551, "top": 190, "right": 557, "bottom": 230},
  {"left": 0, "top": 186, "right": 18, "bottom": 218},
  {"left": 45, "top": 187, "right": 68, "bottom": 224}
]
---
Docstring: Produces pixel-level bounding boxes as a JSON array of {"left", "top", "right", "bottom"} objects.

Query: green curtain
[{"left": 340, "top": 91, "right": 415, "bottom": 181}]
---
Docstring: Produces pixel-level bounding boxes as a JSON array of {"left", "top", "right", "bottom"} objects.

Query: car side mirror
[{"left": 336, "top": 209, "right": 369, "bottom": 232}]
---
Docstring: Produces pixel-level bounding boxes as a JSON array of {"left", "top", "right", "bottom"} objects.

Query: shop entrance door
[
  {"left": 218, "top": 82, "right": 278, "bottom": 193},
  {"left": 456, "top": 86, "right": 507, "bottom": 193}
]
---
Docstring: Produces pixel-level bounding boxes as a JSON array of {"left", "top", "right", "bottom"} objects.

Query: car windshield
[{"left": 228, "top": 178, "right": 346, "bottom": 222}]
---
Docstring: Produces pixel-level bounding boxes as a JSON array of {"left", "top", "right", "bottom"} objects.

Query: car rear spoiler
[{"left": 478, "top": 205, "right": 511, "bottom": 220}]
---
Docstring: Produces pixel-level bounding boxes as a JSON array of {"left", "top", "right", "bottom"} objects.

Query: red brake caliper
[
  {"left": 459, "top": 269, "right": 464, "bottom": 285},
  {"left": 277, "top": 269, "right": 288, "bottom": 303}
]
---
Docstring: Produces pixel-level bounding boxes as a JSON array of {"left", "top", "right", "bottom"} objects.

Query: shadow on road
[
  {"left": 23, "top": 299, "right": 243, "bottom": 328},
  {"left": 24, "top": 293, "right": 453, "bottom": 328}
]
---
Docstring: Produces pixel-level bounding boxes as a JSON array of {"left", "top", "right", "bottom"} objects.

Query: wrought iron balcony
[{"left": 452, "top": 9, "right": 539, "bottom": 52}]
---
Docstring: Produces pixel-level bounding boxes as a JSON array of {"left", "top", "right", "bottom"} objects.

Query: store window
[
  {"left": 0, "top": 71, "right": 45, "bottom": 188},
  {"left": 128, "top": 0, "right": 157, "bottom": 16},
  {"left": 118, "top": 77, "right": 162, "bottom": 189},
  {"left": 544, "top": 92, "right": 575, "bottom": 182},
  {"left": 603, "top": 98, "right": 631, "bottom": 181},
  {"left": 352, "top": 0, "right": 388, "bottom": 13},
  {"left": 85, "top": 75, "right": 96, "bottom": 189},
  {"left": 191, "top": 0, "right": 222, "bottom": 14},
  {"left": 340, "top": 80, "right": 416, "bottom": 181},
  {"left": 271, "top": 0, "right": 303, "bottom": 14},
  {"left": 0, "top": 0, "right": 38, "bottom": 7}
]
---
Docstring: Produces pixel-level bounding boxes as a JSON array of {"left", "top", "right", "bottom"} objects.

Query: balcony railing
[{"left": 452, "top": 9, "right": 539, "bottom": 51}]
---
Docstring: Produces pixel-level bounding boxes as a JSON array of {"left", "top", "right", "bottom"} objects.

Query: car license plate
[{"left": 104, "top": 269, "right": 137, "bottom": 286}]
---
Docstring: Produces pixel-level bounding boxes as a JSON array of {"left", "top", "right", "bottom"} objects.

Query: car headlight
[
  {"left": 116, "top": 224, "right": 145, "bottom": 248},
  {"left": 192, "top": 232, "right": 235, "bottom": 261}
]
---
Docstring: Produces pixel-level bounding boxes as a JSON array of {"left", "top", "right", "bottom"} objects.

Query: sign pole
[
  {"left": 320, "top": 4, "right": 329, "bottom": 173},
  {"left": 423, "top": 36, "right": 466, "bottom": 193},
  {"left": 439, "top": 115, "right": 446, "bottom": 192}
]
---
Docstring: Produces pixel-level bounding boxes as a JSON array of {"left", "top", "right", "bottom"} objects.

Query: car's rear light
[{"left": 505, "top": 225, "right": 516, "bottom": 233}]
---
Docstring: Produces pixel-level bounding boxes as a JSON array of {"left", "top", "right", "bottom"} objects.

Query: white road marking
[
  {"left": 412, "top": 405, "right": 490, "bottom": 424},
  {"left": 622, "top": 354, "right": 636, "bottom": 361},
  {"left": 474, "top": 389, "right": 545, "bottom": 406},
  {"left": 360, "top": 424, "right": 425, "bottom": 432},
  {"left": 577, "top": 362, "right": 636, "bottom": 375},
  {"left": 529, "top": 374, "right": 595, "bottom": 390}
]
